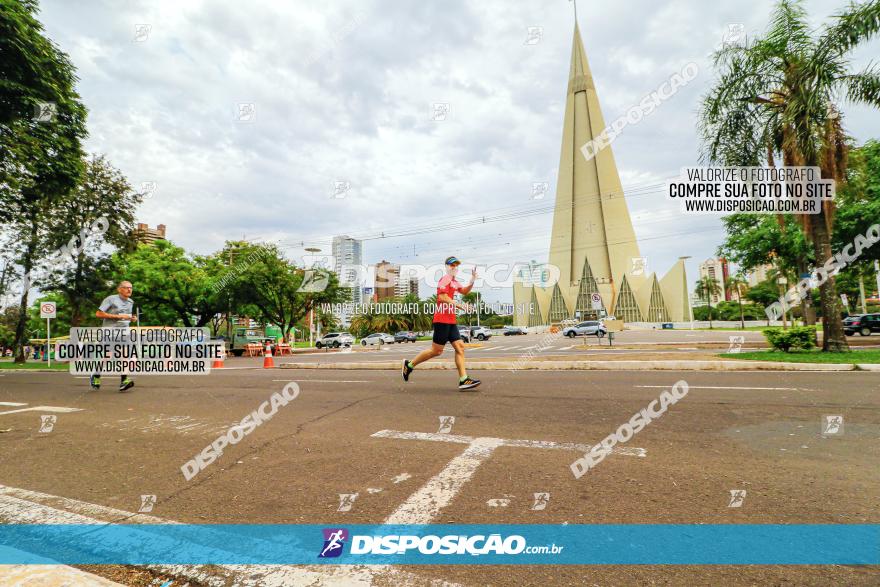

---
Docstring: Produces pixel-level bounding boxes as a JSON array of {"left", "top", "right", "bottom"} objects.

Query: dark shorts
[{"left": 432, "top": 322, "right": 461, "bottom": 345}]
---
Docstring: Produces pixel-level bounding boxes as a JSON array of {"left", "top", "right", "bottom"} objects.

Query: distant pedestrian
[{"left": 90, "top": 281, "right": 138, "bottom": 392}]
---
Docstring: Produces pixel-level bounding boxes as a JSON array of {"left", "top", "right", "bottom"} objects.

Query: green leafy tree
[
  {"left": 699, "top": 0, "right": 880, "bottom": 350},
  {"left": 28, "top": 292, "right": 70, "bottom": 341},
  {"left": 1, "top": 0, "right": 89, "bottom": 361},
  {"left": 110, "top": 240, "right": 226, "bottom": 327},
  {"left": 695, "top": 276, "right": 722, "bottom": 328},
  {"left": 718, "top": 214, "right": 816, "bottom": 323},
  {"left": 226, "top": 243, "right": 345, "bottom": 341},
  {"left": 726, "top": 273, "right": 749, "bottom": 329},
  {"left": 41, "top": 155, "right": 143, "bottom": 326}
]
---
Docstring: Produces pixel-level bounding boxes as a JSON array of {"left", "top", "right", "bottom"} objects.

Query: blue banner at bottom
[{"left": 1, "top": 524, "right": 877, "bottom": 565}]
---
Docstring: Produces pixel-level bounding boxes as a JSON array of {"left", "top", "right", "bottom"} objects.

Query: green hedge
[{"left": 762, "top": 327, "right": 817, "bottom": 352}]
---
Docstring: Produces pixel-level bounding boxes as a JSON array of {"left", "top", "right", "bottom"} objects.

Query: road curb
[{"left": 279, "top": 360, "right": 859, "bottom": 371}]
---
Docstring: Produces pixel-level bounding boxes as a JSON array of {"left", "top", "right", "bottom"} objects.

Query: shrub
[{"left": 762, "top": 326, "right": 817, "bottom": 352}]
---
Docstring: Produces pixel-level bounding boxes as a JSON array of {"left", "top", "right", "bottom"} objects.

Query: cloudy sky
[{"left": 39, "top": 0, "right": 880, "bottom": 302}]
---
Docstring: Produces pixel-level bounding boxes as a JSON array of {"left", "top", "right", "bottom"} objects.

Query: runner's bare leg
[
  {"left": 410, "top": 343, "right": 444, "bottom": 367},
  {"left": 451, "top": 339, "right": 467, "bottom": 378}
]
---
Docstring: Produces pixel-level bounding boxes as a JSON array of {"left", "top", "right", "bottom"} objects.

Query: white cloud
[{"left": 37, "top": 0, "right": 880, "bottom": 299}]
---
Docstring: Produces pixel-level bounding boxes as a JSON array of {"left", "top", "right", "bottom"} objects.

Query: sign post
[{"left": 40, "top": 302, "right": 57, "bottom": 367}]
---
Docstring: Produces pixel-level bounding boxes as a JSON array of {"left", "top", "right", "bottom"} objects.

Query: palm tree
[
  {"left": 699, "top": 0, "right": 880, "bottom": 351},
  {"left": 726, "top": 273, "right": 749, "bottom": 329},
  {"left": 695, "top": 277, "right": 723, "bottom": 329}
]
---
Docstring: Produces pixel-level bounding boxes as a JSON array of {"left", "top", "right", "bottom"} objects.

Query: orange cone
[
  {"left": 212, "top": 343, "right": 225, "bottom": 369},
  {"left": 262, "top": 341, "right": 275, "bottom": 368}
]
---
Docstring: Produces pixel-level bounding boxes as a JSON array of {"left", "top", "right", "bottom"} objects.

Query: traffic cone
[
  {"left": 212, "top": 344, "right": 225, "bottom": 369},
  {"left": 262, "top": 341, "right": 275, "bottom": 368}
]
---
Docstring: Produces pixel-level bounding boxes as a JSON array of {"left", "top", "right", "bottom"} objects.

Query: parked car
[
  {"left": 459, "top": 328, "right": 471, "bottom": 343},
  {"left": 394, "top": 331, "right": 417, "bottom": 343},
  {"left": 315, "top": 332, "right": 354, "bottom": 348},
  {"left": 843, "top": 313, "right": 880, "bottom": 336},
  {"left": 562, "top": 321, "right": 607, "bottom": 338},
  {"left": 503, "top": 326, "right": 527, "bottom": 336},
  {"left": 361, "top": 333, "right": 395, "bottom": 346},
  {"left": 468, "top": 325, "right": 492, "bottom": 341}
]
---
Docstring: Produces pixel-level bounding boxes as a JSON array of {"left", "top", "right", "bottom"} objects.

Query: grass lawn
[
  {"left": 720, "top": 348, "right": 880, "bottom": 363},
  {"left": 0, "top": 359, "right": 68, "bottom": 370},
  {"left": 696, "top": 325, "right": 817, "bottom": 332}
]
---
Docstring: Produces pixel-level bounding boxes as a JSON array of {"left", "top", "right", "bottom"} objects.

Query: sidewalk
[{"left": 278, "top": 359, "right": 866, "bottom": 371}]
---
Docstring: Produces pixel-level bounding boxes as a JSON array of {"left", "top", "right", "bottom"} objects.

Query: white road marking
[
  {"left": 0, "top": 484, "right": 458, "bottom": 586},
  {"left": 0, "top": 402, "right": 27, "bottom": 407},
  {"left": 486, "top": 498, "right": 510, "bottom": 507},
  {"left": 0, "top": 406, "right": 83, "bottom": 416},
  {"left": 373, "top": 429, "right": 646, "bottom": 525},
  {"left": 392, "top": 473, "right": 411, "bottom": 484},
  {"left": 383, "top": 437, "right": 503, "bottom": 524},
  {"left": 0, "top": 558, "right": 125, "bottom": 586},
  {"left": 271, "top": 379, "right": 368, "bottom": 383},
  {"left": 372, "top": 429, "right": 646, "bottom": 457},
  {"left": 634, "top": 385, "right": 800, "bottom": 391}
]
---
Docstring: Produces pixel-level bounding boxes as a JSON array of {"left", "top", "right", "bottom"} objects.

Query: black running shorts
[{"left": 432, "top": 322, "right": 461, "bottom": 345}]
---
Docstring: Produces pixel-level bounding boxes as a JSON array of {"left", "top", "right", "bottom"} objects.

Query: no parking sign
[
  {"left": 590, "top": 293, "right": 602, "bottom": 310},
  {"left": 40, "top": 302, "right": 56, "bottom": 319},
  {"left": 40, "top": 301, "right": 57, "bottom": 366}
]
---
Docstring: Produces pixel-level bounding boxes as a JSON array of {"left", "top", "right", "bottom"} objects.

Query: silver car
[
  {"left": 562, "top": 321, "right": 607, "bottom": 338},
  {"left": 315, "top": 332, "right": 354, "bottom": 348},
  {"left": 361, "top": 333, "right": 395, "bottom": 346}
]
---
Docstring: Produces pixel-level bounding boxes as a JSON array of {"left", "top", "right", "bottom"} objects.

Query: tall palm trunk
[{"left": 809, "top": 212, "right": 848, "bottom": 351}]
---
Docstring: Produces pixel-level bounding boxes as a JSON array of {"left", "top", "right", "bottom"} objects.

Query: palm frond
[
  {"left": 843, "top": 64, "right": 880, "bottom": 106},
  {"left": 816, "top": 0, "right": 880, "bottom": 58}
]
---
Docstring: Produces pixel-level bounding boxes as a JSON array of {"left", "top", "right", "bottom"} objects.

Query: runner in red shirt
[{"left": 402, "top": 256, "right": 480, "bottom": 390}]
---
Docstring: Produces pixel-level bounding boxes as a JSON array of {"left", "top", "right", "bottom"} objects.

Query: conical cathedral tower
[{"left": 513, "top": 23, "right": 690, "bottom": 326}]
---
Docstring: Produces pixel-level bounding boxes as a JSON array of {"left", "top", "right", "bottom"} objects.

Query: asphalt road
[{"left": 0, "top": 368, "right": 878, "bottom": 586}]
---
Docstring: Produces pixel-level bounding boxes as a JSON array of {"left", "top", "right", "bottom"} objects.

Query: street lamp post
[{"left": 305, "top": 247, "right": 322, "bottom": 347}]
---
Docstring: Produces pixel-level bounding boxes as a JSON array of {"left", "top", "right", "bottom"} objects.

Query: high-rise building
[
  {"left": 332, "top": 235, "right": 363, "bottom": 305},
  {"left": 747, "top": 264, "right": 772, "bottom": 287},
  {"left": 513, "top": 23, "right": 690, "bottom": 326},
  {"left": 132, "top": 223, "right": 166, "bottom": 245},
  {"left": 699, "top": 258, "right": 729, "bottom": 304},
  {"left": 373, "top": 261, "right": 419, "bottom": 300},
  {"left": 374, "top": 260, "right": 399, "bottom": 302},
  {"left": 395, "top": 276, "right": 419, "bottom": 298}
]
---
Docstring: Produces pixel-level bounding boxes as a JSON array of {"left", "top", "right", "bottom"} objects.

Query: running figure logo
[
  {"left": 319, "top": 528, "right": 349, "bottom": 558},
  {"left": 727, "top": 335, "right": 745, "bottom": 353},
  {"left": 39, "top": 415, "right": 56, "bottom": 433},
  {"left": 337, "top": 493, "right": 358, "bottom": 512},
  {"left": 530, "top": 492, "right": 550, "bottom": 511},
  {"left": 438, "top": 416, "right": 455, "bottom": 434},
  {"left": 728, "top": 489, "right": 747, "bottom": 508},
  {"left": 822, "top": 415, "right": 844, "bottom": 435},
  {"left": 138, "top": 494, "right": 157, "bottom": 513}
]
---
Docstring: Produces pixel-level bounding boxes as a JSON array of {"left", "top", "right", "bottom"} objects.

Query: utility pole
[{"left": 859, "top": 272, "right": 868, "bottom": 314}]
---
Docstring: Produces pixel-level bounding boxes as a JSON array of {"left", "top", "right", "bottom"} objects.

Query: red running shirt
[{"left": 433, "top": 274, "right": 462, "bottom": 324}]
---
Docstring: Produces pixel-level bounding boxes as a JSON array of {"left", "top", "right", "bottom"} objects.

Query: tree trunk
[
  {"left": 796, "top": 260, "right": 817, "bottom": 325},
  {"left": 13, "top": 219, "right": 39, "bottom": 363},
  {"left": 809, "top": 213, "right": 848, "bottom": 352},
  {"left": 738, "top": 293, "right": 744, "bottom": 330}
]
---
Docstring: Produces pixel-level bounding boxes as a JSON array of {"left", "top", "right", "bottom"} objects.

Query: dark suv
[
  {"left": 843, "top": 314, "right": 880, "bottom": 336},
  {"left": 394, "top": 331, "right": 417, "bottom": 343}
]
